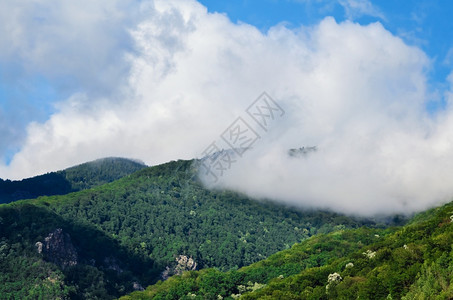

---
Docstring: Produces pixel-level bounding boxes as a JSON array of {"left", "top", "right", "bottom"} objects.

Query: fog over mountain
[{"left": 1, "top": 0, "right": 453, "bottom": 215}]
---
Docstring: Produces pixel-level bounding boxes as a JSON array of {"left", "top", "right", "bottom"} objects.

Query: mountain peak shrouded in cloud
[{"left": 1, "top": 0, "right": 453, "bottom": 216}]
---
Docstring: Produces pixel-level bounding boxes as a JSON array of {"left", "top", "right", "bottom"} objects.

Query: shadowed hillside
[
  {"left": 0, "top": 204, "right": 156, "bottom": 299},
  {"left": 0, "top": 159, "right": 384, "bottom": 299},
  {"left": 0, "top": 157, "right": 146, "bottom": 204}
]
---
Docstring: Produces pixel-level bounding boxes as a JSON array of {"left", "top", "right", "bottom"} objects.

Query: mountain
[
  {"left": 0, "top": 158, "right": 381, "bottom": 299},
  {"left": 120, "top": 199, "right": 453, "bottom": 299},
  {"left": 288, "top": 146, "right": 318, "bottom": 158},
  {"left": 0, "top": 157, "right": 147, "bottom": 204}
]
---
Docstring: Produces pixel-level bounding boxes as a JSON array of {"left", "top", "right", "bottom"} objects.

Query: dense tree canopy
[
  {"left": 0, "top": 157, "right": 146, "bottom": 204},
  {"left": 121, "top": 200, "right": 453, "bottom": 299},
  {"left": 0, "top": 159, "right": 378, "bottom": 299}
]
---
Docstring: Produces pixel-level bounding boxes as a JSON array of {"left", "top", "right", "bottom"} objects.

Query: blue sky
[
  {"left": 199, "top": 0, "right": 453, "bottom": 83},
  {"left": 2, "top": 0, "right": 451, "bottom": 161},
  {"left": 199, "top": 0, "right": 453, "bottom": 109},
  {"left": 3, "top": 0, "right": 453, "bottom": 214},
  {"left": 0, "top": 74, "right": 58, "bottom": 164},
  {"left": 0, "top": 0, "right": 453, "bottom": 163},
  {"left": 0, "top": 0, "right": 452, "bottom": 184},
  {"left": 1, "top": 0, "right": 451, "bottom": 163}
]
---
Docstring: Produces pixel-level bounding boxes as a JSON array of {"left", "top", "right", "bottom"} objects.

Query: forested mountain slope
[
  {"left": 0, "top": 157, "right": 146, "bottom": 204},
  {"left": 121, "top": 199, "right": 453, "bottom": 299},
  {"left": 0, "top": 159, "right": 378, "bottom": 299}
]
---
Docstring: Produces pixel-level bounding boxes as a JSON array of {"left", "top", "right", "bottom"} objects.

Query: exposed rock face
[
  {"left": 35, "top": 241, "right": 43, "bottom": 254},
  {"left": 175, "top": 255, "right": 197, "bottom": 273},
  {"left": 104, "top": 256, "right": 123, "bottom": 273},
  {"left": 133, "top": 282, "right": 144, "bottom": 291},
  {"left": 161, "top": 255, "right": 197, "bottom": 280},
  {"left": 38, "top": 228, "right": 78, "bottom": 268}
]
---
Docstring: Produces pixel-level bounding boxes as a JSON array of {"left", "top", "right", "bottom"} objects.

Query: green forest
[
  {"left": 2, "top": 0, "right": 453, "bottom": 299},
  {"left": 122, "top": 200, "right": 453, "bottom": 299},
  {"left": 0, "top": 159, "right": 386, "bottom": 299},
  {"left": 0, "top": 157, "right": 146, "bottom": 204}
]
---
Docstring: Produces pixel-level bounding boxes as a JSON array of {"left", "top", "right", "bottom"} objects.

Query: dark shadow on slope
[
  {"left": 0, "top": 157, "right": 146, "bottom": 204},
  {"left": 0, "top": 204, "right": 157, "bottom": 299},
  {"left": 0, "top": 172, "right": 73, "bottom": 204}
]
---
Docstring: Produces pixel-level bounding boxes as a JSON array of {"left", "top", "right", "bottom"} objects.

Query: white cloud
[
  {"left": 0, "top": 0, "right": 144, "bottom": 96},
  {"left": 338, "top": 0, "right": 385, "bottom": 20},
  {"left": 1, "top": 0, "right": 453, "bottom": 216}
]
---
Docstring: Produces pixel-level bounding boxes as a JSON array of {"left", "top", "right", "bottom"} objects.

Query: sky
[{"left": 1, "top": 0, "right": 453, "bottom": 215}]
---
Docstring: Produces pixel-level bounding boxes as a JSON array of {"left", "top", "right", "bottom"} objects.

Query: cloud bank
[{"left": 1, "top": 0, "right": 453, "bottom": 216}]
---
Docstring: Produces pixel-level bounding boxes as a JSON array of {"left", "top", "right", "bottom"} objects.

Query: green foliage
[
  {"left": 239, "top": 200, "right": 453, "bottom": 299},
  {"left": 33, "top": 160, "right": 372, "bottom": 271},
  {"left": 0, "top": 204, "right": 156, "bottom": 299},
  {"left": 402, "top": 256, "right": 453, "bottom": 299},
  {"left": 124, "top": 199, "right": 453, "bottom": 299},
  {"left": 0, "top": 157, "right": 146, "bottom": 204},
  {"left": 63, "top": 157, "right": 146, "bottom": 191},
  {"left": 0, "top": 249, "right": 71, "bottom": 300},
  {"left": 121, "top": 227, "right": 388, "bottom": 299},
  {"left": 0, "top": 159, "right": 372, "bottom": 299}
]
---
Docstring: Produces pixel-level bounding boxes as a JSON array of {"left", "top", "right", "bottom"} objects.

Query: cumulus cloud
[
  {"left": 0, "top": 0, "right": 143, "bottom": 96},
  {"left": 0, "top": 0, "right": 146, "bottom": 160},
  {"left": 1, "top": 0, "right": 453, "bottom": 216}
]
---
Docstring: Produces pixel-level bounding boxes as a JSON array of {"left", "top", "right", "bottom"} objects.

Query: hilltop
[
  {"left": 0, "top": 158, "right": 379, "bottom": 299},
  {"left": 0, "top": 157, "right": 146, "bottom": 204}
]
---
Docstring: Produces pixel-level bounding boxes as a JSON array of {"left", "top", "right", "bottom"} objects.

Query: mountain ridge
[
  {"left": 0, "top": 157, "right": 146, "bottom": 204},
  {"left": 0, "top": 158, "right": 383, "bottom": 299}
]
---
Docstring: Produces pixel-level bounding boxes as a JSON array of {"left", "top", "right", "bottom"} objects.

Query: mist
[{"left": 1, "top": 0, "right": 453, "bottom": 216}]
